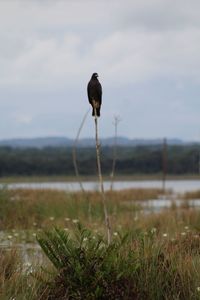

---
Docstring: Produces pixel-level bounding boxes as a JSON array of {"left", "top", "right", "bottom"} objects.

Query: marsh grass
[
  {"left": 1, "top": 227, "right": 200, "bottom": 299},
  {"left": 1, "top": 187, "right": 200, "bottom": 234},
  {"left": 0, "top": 188, "right": 160, "bottom": 230},
  {"left": 0, "top": 248, "right": 44, "bottom": 300},
  {"left": 183, "top": 190, "right": 200, "bottom": 200},
  {"left": 1, "top": 187, "right": 200, "bottom": 299},
  {"left": 36, "top": 225, "right": 200, "bottom": 299}
]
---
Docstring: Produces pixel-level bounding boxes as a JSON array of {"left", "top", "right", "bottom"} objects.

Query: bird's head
[{"left": 92, "top": 73, "right": 99, "bottom": 79}]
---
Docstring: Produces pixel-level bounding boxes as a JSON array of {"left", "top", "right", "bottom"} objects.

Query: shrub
[
  {"left": 37, "top": 225, "right": 199, "bottom": 300},
  {"left": 37, "top": 225, "right": 137, "bottom": 299}
]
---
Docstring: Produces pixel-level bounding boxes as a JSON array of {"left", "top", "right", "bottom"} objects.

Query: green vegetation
[
  {"left": 0, "top": 144, "right": 200, "bottom": 177},
  {"left": 37, "top": 226, "right": 136, "bottom": 299},
  {"left": 0, "top": 248, "right": 44, "bottom": 300},
  {"left": 36, "top": 225, "right": 200, "bottom": 300},
  {"left": 2, "top": 174, "right": 200, "bottom": 184},
  {"left": 1, "top": 187, "right": 200, "bottom": 299},
  {"left": 0, "top": 188, "right": 161, "bottom": 230}
]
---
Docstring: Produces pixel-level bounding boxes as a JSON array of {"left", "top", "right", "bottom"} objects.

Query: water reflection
[{"left": 0, "top": 230, "right": 43, "bottom": 272}]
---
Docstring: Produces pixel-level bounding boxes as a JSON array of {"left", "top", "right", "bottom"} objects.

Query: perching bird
[{"left": 87, "top": 73, "right": 102, "bottom": 117}]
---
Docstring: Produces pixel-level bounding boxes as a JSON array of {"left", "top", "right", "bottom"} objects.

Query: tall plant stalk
[
  {"left": 110, "top": 115, "right": 121, "bottom": 191},
  {"left": 72, "top": 109, "right": 92, "bottom": 220},
  {"left": 162, "top": 137, "right": 167, "bottom": 193},
  {"left": 72, "top": 109, "right": 90, "bottom": 193},
  {"left": 93, "top": 101, "right": 111, "bottom": 244}
]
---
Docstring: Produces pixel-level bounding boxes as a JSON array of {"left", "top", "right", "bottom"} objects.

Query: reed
[
  {"left": 110, "top": 115, "right": 121, "bottom": 191},
  {"left": 72, "top": 109, "right": 90, "bottom": 193},
  {"left": 93, "top": 102, "right": 111, "bottom": 244}
]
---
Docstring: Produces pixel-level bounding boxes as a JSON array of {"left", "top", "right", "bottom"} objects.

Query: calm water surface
[{"left": 2, "top": 179, "right": 200, "bottom": 193}]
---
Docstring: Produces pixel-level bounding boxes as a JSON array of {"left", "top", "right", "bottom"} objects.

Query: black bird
[{"left": 87, "top": 73, "right": 102, "bottom": 117}]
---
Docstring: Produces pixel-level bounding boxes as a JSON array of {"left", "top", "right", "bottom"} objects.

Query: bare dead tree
[
  {"left": 93, "top": 100, "right": 111, "bottom": 244},
  {"left": 110, "top": 115, "right": 121, "bottom": 191}
]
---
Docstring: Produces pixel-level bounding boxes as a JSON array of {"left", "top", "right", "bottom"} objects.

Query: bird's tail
[
  {"left": 92, "top": 108, "right": 100, "bottom": 117},
  {"left": 92, "top": 100, "right": 100, "bottom": 109}
]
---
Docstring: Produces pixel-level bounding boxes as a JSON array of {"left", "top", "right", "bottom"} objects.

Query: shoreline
[{"left": 0, "top": 174, "right": 200, "bottom": 183}]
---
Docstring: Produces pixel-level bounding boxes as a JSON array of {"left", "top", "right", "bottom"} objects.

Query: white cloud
[
  {"left": 0, "top": 0, "right": 200, "bottom": 139},
  {"left": 0, "top": 0, "right": 200, "bottom": 87},
  {"left": 1, "top": 27, "right": 200, "bottom": 87},
  {"left": 13, "top": 112, "right": 33, "bottom": 124}
]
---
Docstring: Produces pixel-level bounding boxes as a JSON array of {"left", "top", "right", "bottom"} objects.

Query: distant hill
[
  {"left": 0, "top": 137, "right": 73, "bottom": 148},
  {"left": 0, "top": 136, "right": 193, "bottom": 148}
]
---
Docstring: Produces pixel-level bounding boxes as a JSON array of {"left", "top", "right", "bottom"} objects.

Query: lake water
[
  {"left": 1, "top": 179, "right": 200, "bottom": 265},
  {"left": 2, "top": 179, "right": 200, "bottom": 194}
]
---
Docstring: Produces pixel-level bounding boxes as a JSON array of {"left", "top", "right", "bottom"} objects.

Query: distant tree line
[{"left": 0, "top": 144, "right": 199, "bottom": 176}]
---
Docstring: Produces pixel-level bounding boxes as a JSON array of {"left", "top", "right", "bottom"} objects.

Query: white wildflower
[
  {"left": 24, "top": 262, "right": 31, "bottom": 268},
  {"left": 49, "top": 217, "right": 55, "bottom": 221},
  {"left": 163, "top": 233, "right": 168, "bottom": 237},
  {"left": 113, "top": 232, "right": 118, "bottom": 236},
  {"left": 72, "top": 219, "right": 79, "bottom": 224},
  {"left": 151, "top": 227, "right": 157, "bottom": 234}
]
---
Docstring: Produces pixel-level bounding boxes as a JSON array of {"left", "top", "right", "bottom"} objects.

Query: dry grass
[
  {"left": 0, "top": 188, "right": 162, "bottom": 230},
  {"left": 0, "top": 249, "right": 20, "bottom": 287},
  {"left": 183, "top": 190, "right": 200, "bottom": 200},
  {"left": 1, "top": 187, "right": 200, "bottom": 298}
]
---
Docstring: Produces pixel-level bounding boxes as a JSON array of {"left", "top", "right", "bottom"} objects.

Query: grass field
[{"left": 1, "top": 187, "right": 200, "bottom": 299}]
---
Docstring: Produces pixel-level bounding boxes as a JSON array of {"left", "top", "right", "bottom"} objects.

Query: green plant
[
  {"left": 37, "top": 225, "right": 137, "bottom": 299},
  {"left": 37, "top": 225, "right": 200, "bottom": 300}
]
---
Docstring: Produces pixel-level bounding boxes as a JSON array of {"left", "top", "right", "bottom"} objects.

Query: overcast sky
[{"left": 0, "top": 0, "right": 200, "bottom": 140}]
